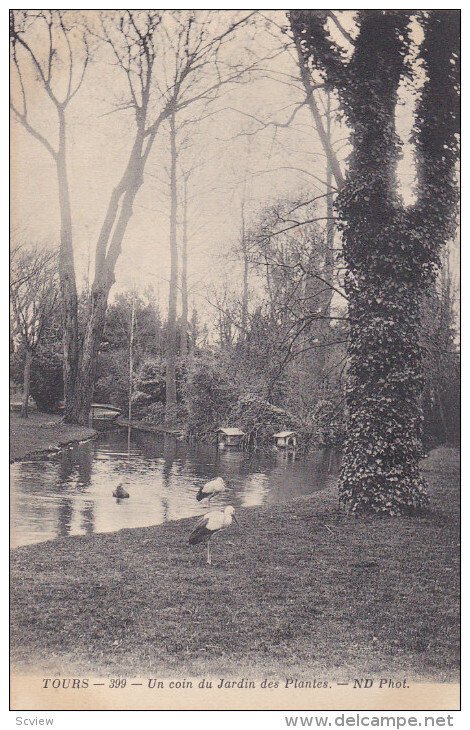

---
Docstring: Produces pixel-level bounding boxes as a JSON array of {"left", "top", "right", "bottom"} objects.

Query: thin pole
[
  {"left": 180, "top": 173, "right": 189, "bottom": 357},
  {"left": 128, "top": 293, "right": 136, "bottom": 450}
]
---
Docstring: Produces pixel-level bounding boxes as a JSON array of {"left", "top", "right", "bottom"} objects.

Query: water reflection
[{"left": 10, "top": 428, "right": 340, "bottom": 548}]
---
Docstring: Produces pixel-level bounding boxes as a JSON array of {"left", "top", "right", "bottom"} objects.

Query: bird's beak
[{"left": 233, "top": 515, "right": 240, "bottom": 528}]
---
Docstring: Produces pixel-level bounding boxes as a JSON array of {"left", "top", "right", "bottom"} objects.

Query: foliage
[
  {"left": 143, "top": 401, "right": 167, "bottom": 424},
  {"left": 94, "top": 350, "right": 129, "bottom": 413},
  {"left": 30, "top": 342, "right": 64, "bottom": 413},
  {"left": 133, "top": 358, "right": 186, "bottom": 422},
  {"left": 10, "top": 244, "right": 59, "bottom": 415},
  {"left": 184, "top": 353, "right": 239, "bottom": 438},
  {"left": 229, "top": 393, "right": 301, "bottom": 448},
  {"left": 101, "top": 290, "right": 162, "bottom": 360},
  {"left": 10, "top": 313, "right": 64, "bottom": 414},
  {"left": 11, "top": 9, "right": 253, "bottom": 423},
  {"left": 94, "top": 290, "right": 164, "bottom": 416}
]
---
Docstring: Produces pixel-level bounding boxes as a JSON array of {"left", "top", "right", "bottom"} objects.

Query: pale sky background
[{"left": 10, "top": 10, "right": 459, "bottom": 325}]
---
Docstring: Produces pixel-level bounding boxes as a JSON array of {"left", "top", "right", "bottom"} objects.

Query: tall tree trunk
[
  {"left": 66, "top": 129, "right": 148, "bottom": 425},
  {"left": 72, "top": 288, "right": 108, "bottom": 424},
  {"left": 324, "top": 92, "right": 335, "bottom": 321},
  {"left": 56, "top": 109, "right": 79, "bottom": 424},
  {"left": 165, "top": 112, "right": 178, "bottom": 426},
  {"left": 189, "top": 307, "right": 198, "bottom": 355},
  {"left": 436, "top": 387, "right": 450, "bottom": 443},
  {"left": 314, "top": 92, "right": 335, "bottom": 386},
  {"left": 71, "top": 183, "right": 142, "bottom": 424},
  {"left": 180, "top": 176, "right": 189, "bottom": 358},
  {"left": 21, "top": 348, "right": 32, "bottom": 418},
  {"left": 11, "top": 13, "right": 171, "bottom": 426},
  {"left": 240, "top": 198, "right": 249, "bottom": 335}
]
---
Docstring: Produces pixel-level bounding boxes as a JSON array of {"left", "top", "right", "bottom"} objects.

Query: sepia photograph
[{"left": 9, "top": 6, "right": 460, "bottom": 713}]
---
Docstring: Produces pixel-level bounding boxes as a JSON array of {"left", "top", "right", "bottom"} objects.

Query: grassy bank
[
  {"left": 10, "top": 447, "right": 459, "bottom": 681},
  {"left": 10, "top": 412, "right": 96, "bottom": 462}
]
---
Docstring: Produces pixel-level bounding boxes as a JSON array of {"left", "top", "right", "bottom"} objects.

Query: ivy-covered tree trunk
[
  {"left": 336, "top": 14, "right": 429, "bottom": 514},
  {"left": 340, "top": 245, "right": 429, "bottom": 513},
  {"left": 290, "top": 10, "right": 459, "bottom": 515}
]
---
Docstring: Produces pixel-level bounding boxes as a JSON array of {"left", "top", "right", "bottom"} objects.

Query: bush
[
  {"left": 135, "top": 359, "right": 167, "bottom": 404},
  {"left": 127, "top": 358, "right": 187, "bottom": 421},
  {"left": 184, "top": 353, "right": 238, "bottom": 438},
  {"left": 143, "top": 401, "right": 166, "bottom": 423},
  {"left": 30, "top": 347, "right": 64, "bottom": 413},
  {"left": 130, "top": 390, "right": 153, "bottom": 420}
]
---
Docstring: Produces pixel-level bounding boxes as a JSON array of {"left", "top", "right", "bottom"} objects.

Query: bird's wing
[
  {"left": 189, "top": 515, "right": 212, "bottom": 545},
  {"left": 202, "top": 477, "right": 219, "bottom": 494},
  {"left": 188, "top": 511, "right": 224, "bottom": 545}
]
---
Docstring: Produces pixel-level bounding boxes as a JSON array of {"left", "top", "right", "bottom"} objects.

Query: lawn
[
  {"left": 10, "top": 411, "right": 96, "bottom": 461},
  {"left": 10, "top": 446, "right": 459, "bottom": 681}
]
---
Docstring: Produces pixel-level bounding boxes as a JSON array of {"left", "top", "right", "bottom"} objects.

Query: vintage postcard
[{"left": 10, "top": 7, "right": 460, "bottom": 712}]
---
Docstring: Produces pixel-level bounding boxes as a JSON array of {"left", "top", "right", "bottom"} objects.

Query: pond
[{"left": 10, "top": 427, "right": 341, "bottom": 548}]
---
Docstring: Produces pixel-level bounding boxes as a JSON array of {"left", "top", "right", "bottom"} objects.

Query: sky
[{"left": 10, "top": 9, "right": 459, "bottom": 326}]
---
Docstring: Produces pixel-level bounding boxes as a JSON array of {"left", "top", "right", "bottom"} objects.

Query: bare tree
[
  {"left": 166, "top": 109, "right": 179, "bottom": 424},
  {"left": 10, "top": 9, "right": 254, "bottom": 425},
  {"left": 149, "top": 10, "right": 257, "bottom": 425},
  {"left": 176, "top": 139, "right": 226, "bottom": 359},
  {"left": 10, "top": 10, "right": 90, "bottom": 422},
  {"left": 10, "top": 245, "right": 58, "bottom": 417}
]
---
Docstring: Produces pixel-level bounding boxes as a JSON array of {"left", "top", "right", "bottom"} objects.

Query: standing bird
[
  {"left": 189, "top": 506, "right": 239, "bottom": 565},
  {"left": 196, "top": 476, "right": 227, "bottom": 508}
]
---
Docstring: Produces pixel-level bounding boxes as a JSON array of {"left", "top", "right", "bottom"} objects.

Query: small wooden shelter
[
  {"left": 273, "top": 430, "right": 297, "bottom": 449},
  {"left": 216, "top": 427, "right": 245, "bottom": 448}
]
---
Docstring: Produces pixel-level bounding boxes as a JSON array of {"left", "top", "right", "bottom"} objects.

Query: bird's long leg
[{"left": 207, "top": 541, "right": 212, "bottom": 566}]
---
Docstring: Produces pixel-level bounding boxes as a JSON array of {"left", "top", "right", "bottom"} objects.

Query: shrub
[
  {"left": 30, "top": 346, "right": 64, "bottom": 413},
  {"left": 184, "top": 353, "right": 238, "bottom": 438}
]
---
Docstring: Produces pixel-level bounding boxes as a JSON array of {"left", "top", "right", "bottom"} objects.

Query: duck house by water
[
  {"left": 216, "top": 427, "right": 245, "bottom": 448},
  {"left": 273, "top": 431, "right": 297, "bottom": 449}
]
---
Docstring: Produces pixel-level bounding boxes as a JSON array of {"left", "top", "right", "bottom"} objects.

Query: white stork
[
  {"left": 188, "top": 506, "right": 239, "bottom": 565},
  {"left": 196, "top": 476, "right": 227, "bottom": 507}
]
